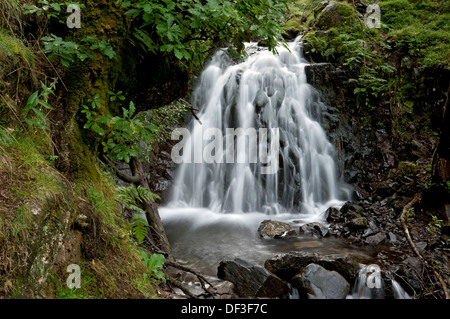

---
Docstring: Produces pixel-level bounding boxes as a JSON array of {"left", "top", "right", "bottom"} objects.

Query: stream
[{"left": 159, "top": 39, "right": 407, "bottom": 298}]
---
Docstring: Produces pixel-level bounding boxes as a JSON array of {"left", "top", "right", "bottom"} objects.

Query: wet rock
[
  {"left": 253, "top": 90, "right": 269, "bottom": 113},
  {"left": 325, "top": 206, "right": 340, "bottom": 222},
  {"left": 299, "top": 222, "right": 330, "bottom": 238},
  {"left": 389, "top": 257, "right": 424, "bottom": 295},
  {"left": 317, "top": 255, "right": 360, "bottom": 283},
  {"left": 292, "top": 263, "right": 350, "bottom": 299},
  {"left": 264, "top": 251, "right": 360, "bottom": 283},
  {"left": 217, "top": 258, "right": 291, "bottom": 299},
  {"left": 258, "top": 220, "right": 297, "bottom": 239},
  {"left": 362, "top": 228, "right": 375, "bottom": 238},
  {"left": 340, "top": 201, "right": 364, "bottom": 220},
  {"left": 365, "top": 232, "right": 386, "bottom": 245},
  {"left": 415, "top": 241, "right": 427, "bottom": 252},
  {"left": 264, "top": 251, "right": 318, "bottom": 281},
  {"left": 346, "top": 217, "right": 368, "bottom": 230}
]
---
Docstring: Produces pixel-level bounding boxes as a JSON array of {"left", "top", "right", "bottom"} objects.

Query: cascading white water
[
  {"left": 166, "top": 38, "right": 349, "bottom": 219},
  {"left": 347, "top": 265, "right": 413, "bottom": 299},
  {"left": 160, "top": 39, "right": 352, "bottom": 274}
]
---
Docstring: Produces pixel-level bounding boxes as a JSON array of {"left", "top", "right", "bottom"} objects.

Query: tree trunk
[{"left": 130, "top": 157, "right": 172, "bottom": 256}]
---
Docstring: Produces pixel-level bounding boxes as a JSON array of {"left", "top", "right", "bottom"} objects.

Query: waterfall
[
  {"left": 347, "top": 264, "right": 413, "bottom": 299},
  {"left": 159, "top": 39, "right": 351, "bottom": 274},
  {"left": 166, "top": 38, "right": 348, "bottom": 220}
]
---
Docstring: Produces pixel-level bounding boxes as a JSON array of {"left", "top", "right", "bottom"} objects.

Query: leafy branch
[
  {"left": 40, "top": 34, "right": 116, "bottom": 68},
  {"left": 24, "top": 78, "right": 58, "bottom": 130}
]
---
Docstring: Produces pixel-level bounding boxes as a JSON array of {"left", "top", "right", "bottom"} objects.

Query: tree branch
[
  {"left": 179, "top": 98, "right": 202, "bottom": 125},
  {"left": 100, "top": 154, "right": 142, "bottom": 184}
]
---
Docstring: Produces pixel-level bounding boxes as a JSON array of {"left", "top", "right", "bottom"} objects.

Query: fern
[
  {"left": 131, "top": 214, "right": 148, "bottom": 244},
  {"left": 115, "top": 185, "right": 160, "bottom": 243}
]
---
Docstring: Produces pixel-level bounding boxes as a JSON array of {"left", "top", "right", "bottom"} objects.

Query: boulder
[
  {"left": 299, "top": 222, "right": 330, "bottom": 237},
  {"left": 325, "top": 206, "right": 340, "bottom": 222},
  {"left": 258, "top": 220, "right": 297, "bottom": 239},
  {"left": 313, "top": 1, "right": 355, "bottom": 30},
  {"left": 264, "top": 251, "right": 360, "bottom": 283},
  {"left": 292, "top": 263, "right": 350, "bottom": 299},
  {"left": 315, "top": 254, "right": 360, "bottom": 283},
  {"left": 217, "top": 258, "right": 291, "bottom": 299},
  {"left": 264, "top": 251, "right": 318, "bottom": 281}
]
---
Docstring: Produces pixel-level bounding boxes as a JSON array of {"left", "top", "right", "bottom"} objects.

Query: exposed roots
[{"left": 164, "top": 260, "right": 217, "bottom": 299}]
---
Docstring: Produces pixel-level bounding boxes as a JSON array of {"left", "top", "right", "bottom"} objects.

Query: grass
[
  {"left": 0, "top": 126, "right": 160, "bottom": 298},
  {"left": 0, "top": 28, "right": 34, "bottom": 67}
]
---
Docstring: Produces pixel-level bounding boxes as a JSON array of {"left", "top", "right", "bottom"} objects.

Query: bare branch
[{"left": 100, "top": 154, "right": 142, "bottom": 184}]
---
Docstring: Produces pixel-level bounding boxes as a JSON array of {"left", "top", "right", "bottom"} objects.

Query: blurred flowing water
[{"left": 160, "top": 39, "right": 371, "bottom": 276}]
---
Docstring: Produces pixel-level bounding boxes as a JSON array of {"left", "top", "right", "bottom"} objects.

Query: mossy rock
[
  {"left": 283, "top": 15, "right": 307, "bottom": 38},
  {"left": 395, "top": 161, "right": 419, "bottom": 178},
  {"left": 312, "top": 1, "right": 356, "bottom": 30}
]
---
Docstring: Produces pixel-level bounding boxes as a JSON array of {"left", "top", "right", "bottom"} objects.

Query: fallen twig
[{"left": 400, "top": 193, "right": 450, "bottom": 299}]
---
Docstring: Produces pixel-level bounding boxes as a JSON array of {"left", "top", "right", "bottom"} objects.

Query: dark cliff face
[
  {"left": 294, "top": 1, "right": 450, "bottom": 201},
  {"left": 305, "top": 61, "right": 449, "bottom": 199}
]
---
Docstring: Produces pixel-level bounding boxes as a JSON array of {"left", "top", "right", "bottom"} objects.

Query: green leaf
[
  {"left": 128, "top": 101, "right": 136, "bottom": 117},
  {"left": 91, "top": 123, "right": 105, "bottom": 135},
  {"left": 148, "top": 254, "right": 165, "bottom": 271},
  {"left": 174, "top": 48, "right": 184, "bottom": 60},
  {"left": 25, "top": 91, "right": 39, "bottom": 111}
]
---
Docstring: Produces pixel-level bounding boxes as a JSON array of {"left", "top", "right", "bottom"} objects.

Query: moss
[
  {"left": 0, "top": 126, "right": 158, "bottom": 298},
  {"left": 313, "top": 2, "right": 356, "bottom": 30},
  {"left": 396, "top": 161, "right": 419, "bottom": 178}
]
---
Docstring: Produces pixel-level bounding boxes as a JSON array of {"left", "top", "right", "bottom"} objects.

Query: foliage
[
  {"left": 115, "top": 185, "right": 160, "bottom": 244},
  {"left": 142, "top": 99, "right": 190, "bottom": 143},
  {"left": 140, "top": 250, "right": 166, "bottom": 283},
  {"left": 380, "top": 0, "right": 450, "bottom": 68},
  {"left": 24, "top": 78, "right": 57, "bottom": 130},
  {"left": 82, "top": 95, "right": 158, "bottom": 163},
  {"left": 0, "top": 29, "right": 34, "bottom": 66},
  {"left": 349, "top": 64, "right": 395, "bottom": 110},
  {"left": 426, "top": 215, "right": 443, "bottom": 236},
  {"left": 23, "top": 0, "right": 86, "bottom": 22},
  {"left": 131, "top": 214, "right": 148, "bottom": 245},
  {"left": 303, "top": 14, "right": 396, "bottom": 111},
  {"left": 119, "top": 0, "right": 292, "bottom": 70},
  {"left": 40, "top": 34, "right": 116, "bottom": 68}
]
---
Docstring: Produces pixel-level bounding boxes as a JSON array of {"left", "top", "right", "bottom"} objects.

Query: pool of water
[{"left": 160, "top": 207, "right": 378, "bottom": 276}]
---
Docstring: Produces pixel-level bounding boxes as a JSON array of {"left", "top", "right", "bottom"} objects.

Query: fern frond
[{"left": 131, "top": 214, "right": 148, "bottom": 244}]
